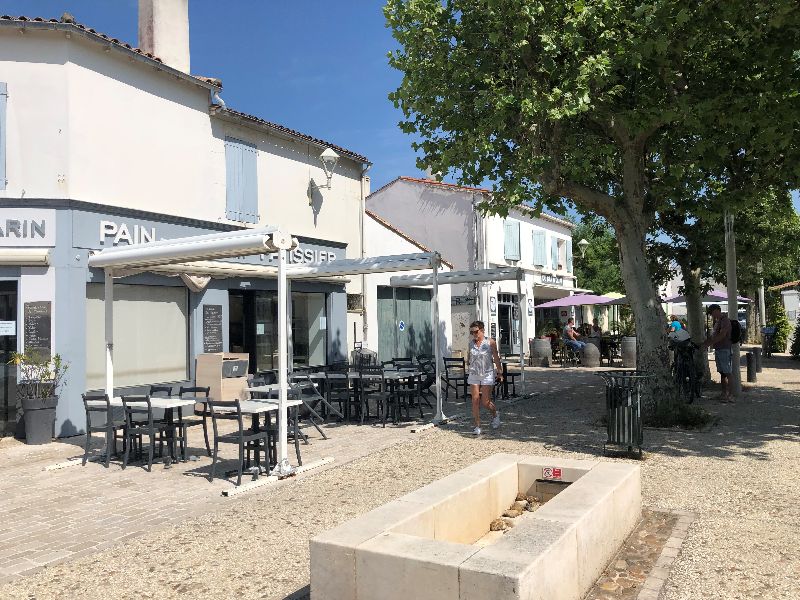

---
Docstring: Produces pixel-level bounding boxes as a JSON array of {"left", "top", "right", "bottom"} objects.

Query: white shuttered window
[
  {"left": 225, "top": 137, "right": 259, "bottom": 223},
  {"left": 503, "top": 219, "right": 521, "bottom": 261},
  {"left": 532, "top": 230, "right": 546, "bottom": 267}
]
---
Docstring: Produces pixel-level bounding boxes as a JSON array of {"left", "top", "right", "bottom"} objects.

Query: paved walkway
[{"left": 0, "top": 404, "right": 443, "bottom": 583}]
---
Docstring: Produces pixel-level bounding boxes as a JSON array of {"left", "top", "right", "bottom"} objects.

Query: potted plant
[{"left": 10, "top": 352, "right": 69, "bottom": 445}]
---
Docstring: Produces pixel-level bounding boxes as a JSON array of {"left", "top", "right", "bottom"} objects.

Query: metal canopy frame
[
  {"left": 87, "top": 226, "right": 300, "bottom": 476},
  {"left": 286, "top": 252, "right": 447, "bottom": 422},
  {"left": 390, "top": 267, "right": 533, "bottom": 388}
]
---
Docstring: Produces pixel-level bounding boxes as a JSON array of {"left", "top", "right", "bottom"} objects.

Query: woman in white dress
[{"left": 466, "top": 320, "right": 502, "bottom": 435}]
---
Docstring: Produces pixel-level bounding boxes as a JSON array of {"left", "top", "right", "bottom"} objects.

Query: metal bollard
[
  {"left": 746, "top": 352, "right": 757, "bottom": 383},
  {"left": 753, "top": 347, "right": 762, "bottom": 372}
]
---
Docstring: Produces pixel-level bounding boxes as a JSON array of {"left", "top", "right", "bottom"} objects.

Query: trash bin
[
  {"left": 761, "top": 326, "right": 776, "bottom": 358},
  {"left": 596, "top": 370, "right": 649, "bottom": 458}
]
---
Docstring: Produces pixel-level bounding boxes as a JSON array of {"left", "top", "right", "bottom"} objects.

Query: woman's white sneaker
[
  {"left": 491, "top": 413, "right": 501, "bottom": 429},
  {"left": 473, "top": 426, "right": 482, "bottom": 436}
]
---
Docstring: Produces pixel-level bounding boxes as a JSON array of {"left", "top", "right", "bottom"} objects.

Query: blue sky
[{"left": 0, "top": 0, "right": 422, "bottom": 190}]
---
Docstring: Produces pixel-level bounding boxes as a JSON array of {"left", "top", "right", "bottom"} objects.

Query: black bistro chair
[
  {"left": 81, "top": 393, "right": 125, "bottom": 467},
  {"left": 443, "top": 357, "right": 468, "bottom": 400},
  {"left": 357, "top": 364, "right": 389, "bottom": 424},
  {"left": 177, "top": 386, "right": 211, "bottom": 457},
  {"left": 416, "top": 358, "right": 437, "bottom": 408},
  {"left": 120, "top": 395, "right": 168, "bottom": 472},
  {"left": 207, "top": 399, "right": 271, "bottom": 487}
]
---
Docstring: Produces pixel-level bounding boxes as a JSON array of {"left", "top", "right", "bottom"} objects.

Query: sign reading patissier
[{"left": 0, "top": 209, "right": 56, "bottom": 247}]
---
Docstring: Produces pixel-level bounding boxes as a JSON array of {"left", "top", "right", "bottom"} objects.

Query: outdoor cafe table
[
  {"left": 212, "top": 397, "right": 304, "bottom": 473},
  {"left": 87, "top": 397, "right": 199, "bottom": 463}
]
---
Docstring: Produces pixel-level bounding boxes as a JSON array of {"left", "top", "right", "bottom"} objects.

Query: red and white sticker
[{"left": 542, "top": 467, "right": 562, "bottom": 480}]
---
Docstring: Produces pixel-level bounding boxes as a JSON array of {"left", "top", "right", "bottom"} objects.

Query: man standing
[
  {"left": 563, "top": 317, "right": 586, "bottom": 351},
  {"left": 702, "top": 304, "right": 733, "bottom": 402}
]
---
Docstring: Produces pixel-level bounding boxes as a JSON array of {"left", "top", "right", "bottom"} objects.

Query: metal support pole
[
  {"left": 432, "top": 255, "right": 447, "bottom": 423},
  {"left": 273, "top": 245, "right": 294, "bottom": 477},
  {"left": 287, "top": 279, "right": 293, "bottom": 373},
  {"left": 725, "top": 211, "right": 742, "bottom": 396},
  {"left": 393, "top": 286, "right": 398, "bottom": 359},
  {"left": 758, "top": 280, "right": 767, "bottom": 328},
  {"left": 104, "top": 268, "right": 114, "bottom": 398},
  {"left": 517, "top": 275, "right": 525, "bottom": 384}
]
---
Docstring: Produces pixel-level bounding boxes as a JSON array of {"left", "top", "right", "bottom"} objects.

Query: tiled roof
[
  {"left": 217, "top": 108, "right": 370, "bottom": 164},
  {"left": 365, "top": 210, "right": 454, "bottom": 268},
  {"left": 0, "top": 14, "right": 221, "bottom": 89}
]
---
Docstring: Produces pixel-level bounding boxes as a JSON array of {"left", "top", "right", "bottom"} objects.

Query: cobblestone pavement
[{"left": 0, "top": 409, "right": 436, "bottom": 584}]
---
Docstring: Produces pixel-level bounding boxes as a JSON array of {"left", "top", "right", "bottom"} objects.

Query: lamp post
[
  {"left": 577, "top": 238, "right": 590, "bottom": 258},
  {"left": 318, "top": 148, "right": 340, "bottom": 189},
  {"left": 757, "top": 260, "right": 766, "bottom": 328}
]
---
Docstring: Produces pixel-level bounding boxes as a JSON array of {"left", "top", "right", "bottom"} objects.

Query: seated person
[
  {"left": 563, "top": 317, "right": 586, "bottom": 351},
  {"left": 589, "top": 319, "right": 602, "bottom": 338},
  {"left": 668, "top": 315, "right": 684, "bottom": 333}
]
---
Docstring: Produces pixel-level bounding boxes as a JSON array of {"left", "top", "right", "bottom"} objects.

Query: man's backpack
[{"left": 730, "top": 319, "right": 742, "bottom": 344}]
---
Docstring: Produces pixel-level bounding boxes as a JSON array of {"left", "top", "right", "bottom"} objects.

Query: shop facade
[{"left": 0, "top": 202, "right": 349, "bottom": 438}]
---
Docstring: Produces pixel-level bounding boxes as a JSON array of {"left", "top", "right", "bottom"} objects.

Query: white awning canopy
[
  {"left": 87, "top": 227, "right": 284, "bottom": 270},
  {"left": 0, "top": 248, "right": 50, "bottom": 266},
  {"left": 287, "top": 253, "right": 436, "bottom": 279},
  {"left": 390, "top": 267, "right": 524, "bottom": 288}
]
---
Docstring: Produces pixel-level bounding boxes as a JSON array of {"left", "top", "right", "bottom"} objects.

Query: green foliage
[
  {"left": 789, "top": 314, "right": 800, "bottom": 359},
  {"left": 385, "top": 0, "right": 800, "bottom": 381},
  {"left": 9, "top": 353, "right": 69, "bottom": 402},
  {"left": 572, "top": 216, "right": 624, "bottom": 295},
  {"left": 766, "top": 292, "right": 792, "bottom": 353}
]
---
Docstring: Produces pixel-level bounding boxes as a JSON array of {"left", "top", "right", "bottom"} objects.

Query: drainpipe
[{"left": 360, "top": 163, "right": 372, "bottom": 346}]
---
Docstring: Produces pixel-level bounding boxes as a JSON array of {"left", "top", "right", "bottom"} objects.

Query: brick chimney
[{"left": 138, "top": 0, "right": 190, "bottom": 73}]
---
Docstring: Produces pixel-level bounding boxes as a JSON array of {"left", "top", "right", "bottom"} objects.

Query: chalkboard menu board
[
  {"left": 202, "top": 304, "right": 224, "bottom": 353},
  {"left": 24, "top": 301, "right": 51, "bottom": 360}
]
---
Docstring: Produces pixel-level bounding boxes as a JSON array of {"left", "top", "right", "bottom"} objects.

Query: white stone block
[{"left": 356, "top": 533, "right": 479, "bottom": 600}]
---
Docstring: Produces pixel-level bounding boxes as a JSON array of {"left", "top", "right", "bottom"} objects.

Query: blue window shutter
[
  {"left": 566, "top": 239, "right": 573, "bottom": 273},
  {"left": 551, "top": 237, "right": 559, "bottom": 270},
  {"left": 0, "top": 83, "right": 7, "bottom": 191},
  {"left": 503, "top": 219, "right": 521, "bottom": 261},
  {"left": 532, "top": 230, "right": 546, "bottom": 266},
  {"left": 225, "top": 137, "right": 258, "bottom": 224}
]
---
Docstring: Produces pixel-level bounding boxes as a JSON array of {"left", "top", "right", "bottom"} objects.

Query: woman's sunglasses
[{"left": 470, "top": 329, "right": 480, "bottom": 334}]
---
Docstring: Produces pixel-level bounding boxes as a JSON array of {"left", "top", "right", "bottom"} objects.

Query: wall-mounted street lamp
[
  {"left": 577, "top": 238, "right": 590, "bottom": 258},
  {"left": 317, "top": 148, "right": 340, "bottom": 190}
]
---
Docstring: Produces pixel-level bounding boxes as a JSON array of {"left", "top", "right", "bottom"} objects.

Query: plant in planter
[{"left": 10, "top": 352, "right": 69, "bottom": 445}]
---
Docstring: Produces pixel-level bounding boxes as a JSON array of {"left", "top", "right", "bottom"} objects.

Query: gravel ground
[{"left": 2, "top": 356, "right": 798, "bottom": 600}]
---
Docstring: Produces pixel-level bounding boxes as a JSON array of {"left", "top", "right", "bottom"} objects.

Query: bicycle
[{"left": 670, "top": 339, "right": 702, "bottom": 403}]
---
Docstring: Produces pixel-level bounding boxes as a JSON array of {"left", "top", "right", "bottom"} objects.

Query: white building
[
  {"left": 366, "top": 176, "right": 579, "bottom": 356},
  {"left": 363, "top": 210, "right": 452, "bottom": 362},
  {"left": 0, "top": 4, "right": 375, "bottom": 437}
]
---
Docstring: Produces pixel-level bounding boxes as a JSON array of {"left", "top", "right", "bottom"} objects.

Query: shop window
[
  {"left": 0, "top": 82, "right": 7, "bottom": 190},
  {"left": 85, "top": 283, "right": 189, "bottom": 389},
  {"left": 225, "top": 137, "right": 259, "bottom": 224}
]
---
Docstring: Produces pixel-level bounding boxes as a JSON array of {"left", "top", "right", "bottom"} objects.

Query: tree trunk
[
  {"left": 613, "top": 218, "right": 673, "bottom": 412},
  {"left": 681, "top": 263, "right": 712, "bottom": 383},
  {"left": 745, "top": 287, "right": 761, "bottom": 345}
]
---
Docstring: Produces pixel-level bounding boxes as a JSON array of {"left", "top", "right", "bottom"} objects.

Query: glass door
[{"left": 0, "top": 281, "right": 18, "bottom": 437}]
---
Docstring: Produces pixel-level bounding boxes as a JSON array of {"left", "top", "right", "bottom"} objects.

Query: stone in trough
[
  {"left": 503, "top": 509, "right": 522, "bottom": 518},
  {"left": 490, "top": 519, "right": 507, "bottom": 531},
  {"left": 512, "top": 500, "right": 528, "bottom": 512},
  {"left": 501, "top": 517, "right": 516, "bottom": 528},
  {"left": 515, "top": 492, "right": 527, "bottom": 502}
]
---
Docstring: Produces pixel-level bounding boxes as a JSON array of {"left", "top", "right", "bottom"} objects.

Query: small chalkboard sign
[
  {"left": 203, "top": 304, "right": 224, "bottom": 353},
  {"left": 24, "top": 301, "right": 52, "bottom": 360}
]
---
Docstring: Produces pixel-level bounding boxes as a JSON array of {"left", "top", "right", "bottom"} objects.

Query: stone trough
[{"left": 310, "top": 454, "right": 641, "bottom": 600}]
